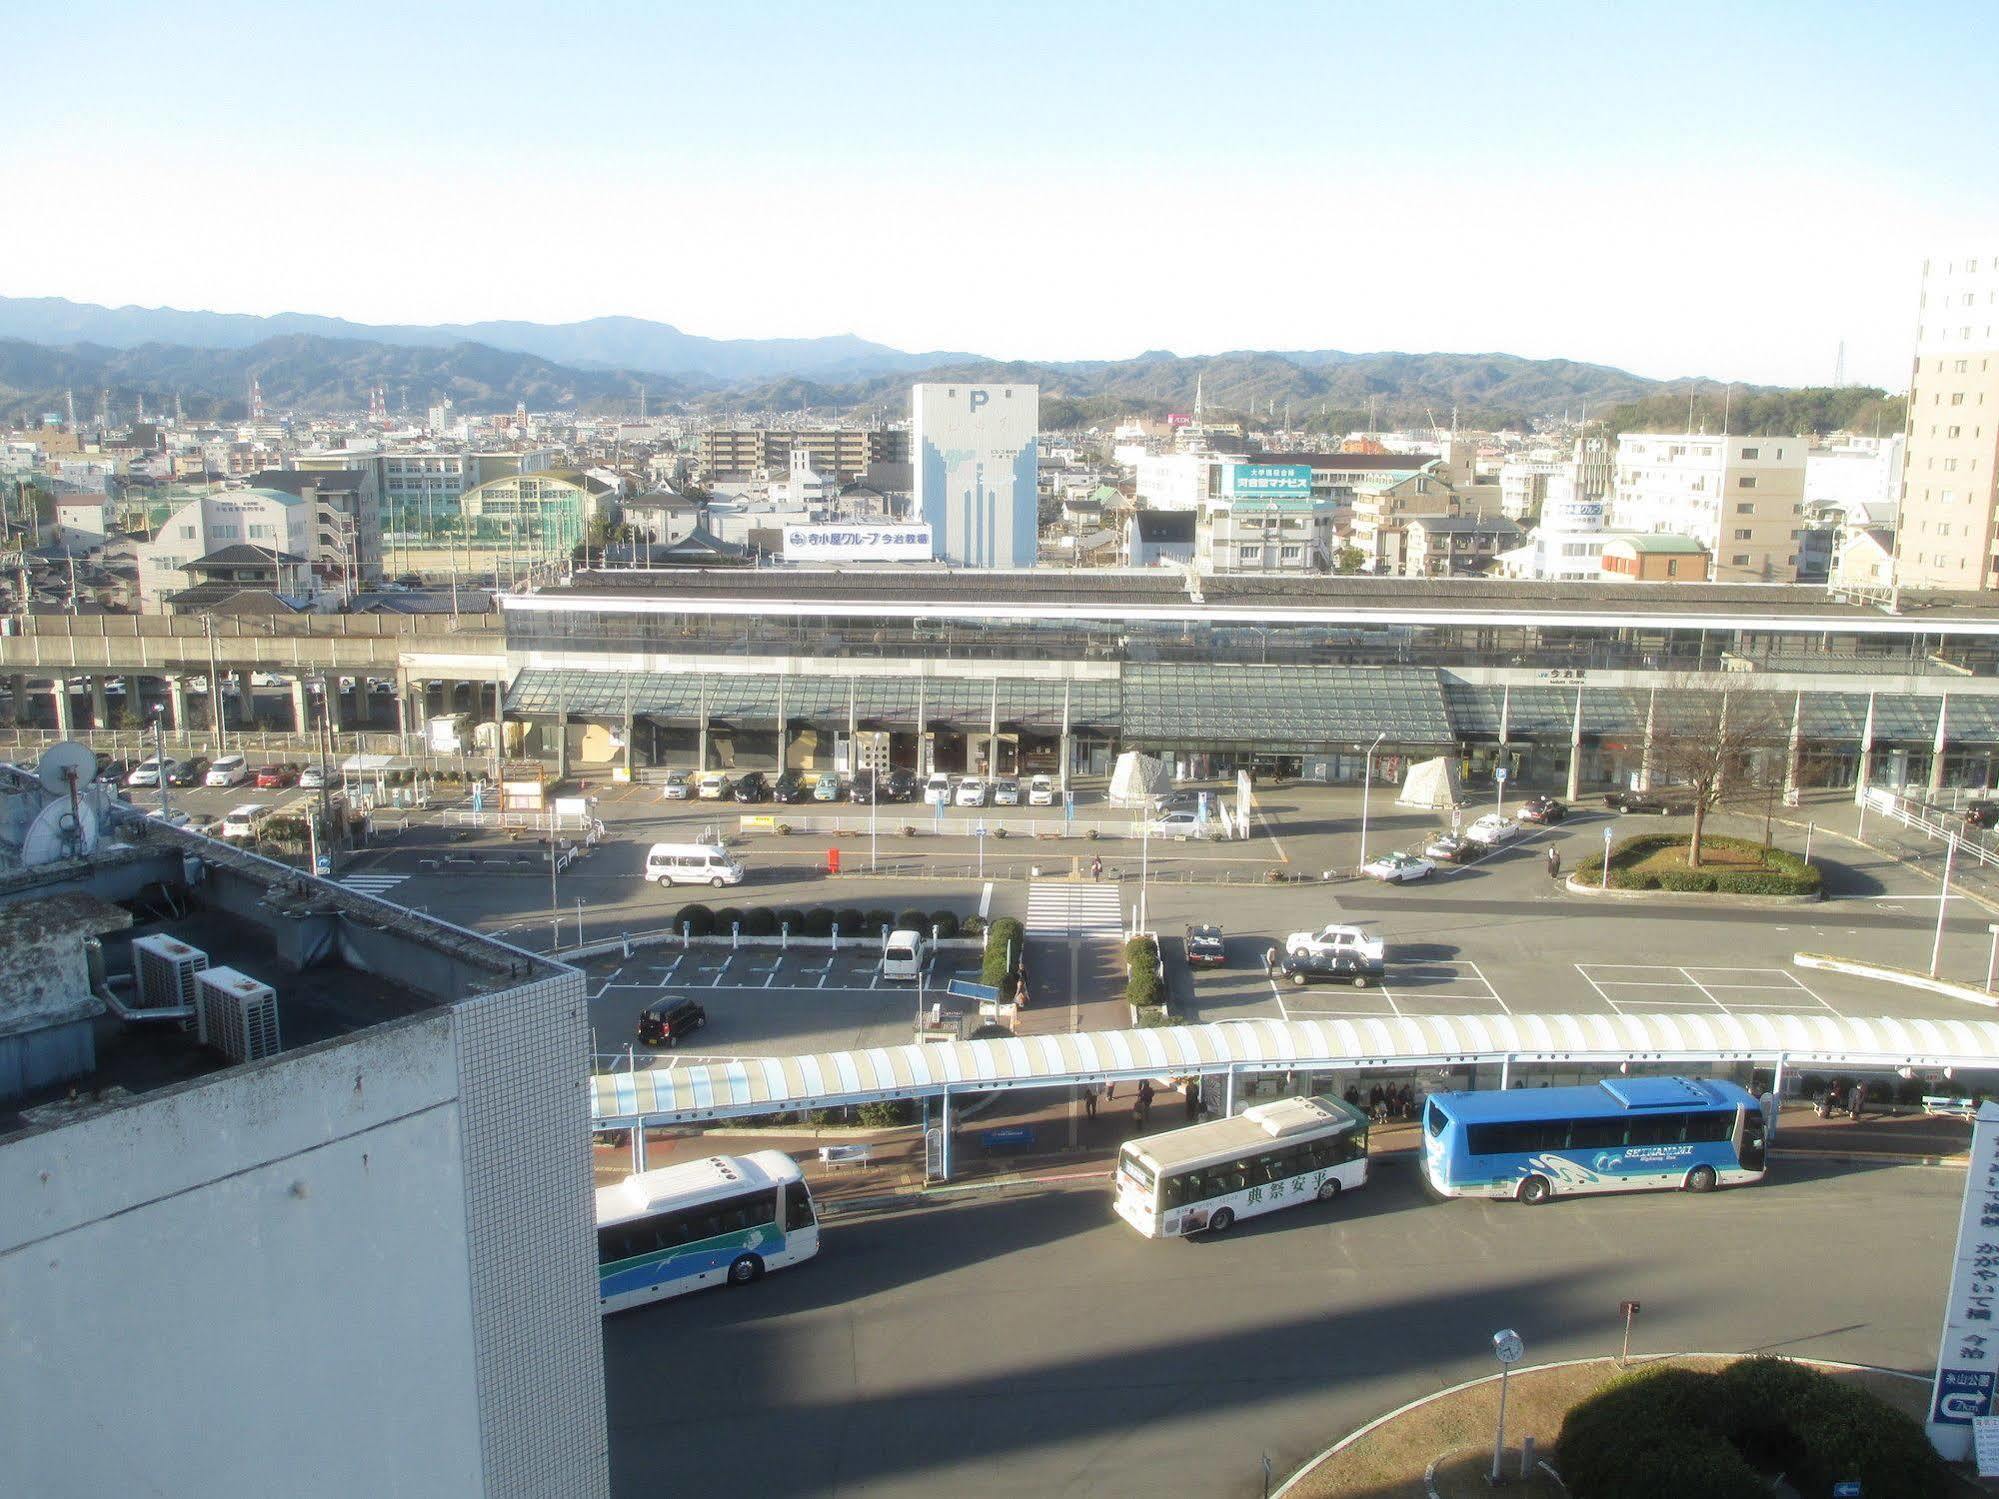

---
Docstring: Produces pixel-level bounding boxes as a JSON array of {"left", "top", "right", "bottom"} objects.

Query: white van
[
  {"left": 644, "top": 842, "right": 745, "bottom": 889},
  {"left": 880, "top": 928, "right": 929, "bottom": 982},
  {"left": 221, "top": 803, "right": 273, "bottom": 840},
  {"left": 206, "top": 754, "right": 250, "bottom": 788}
]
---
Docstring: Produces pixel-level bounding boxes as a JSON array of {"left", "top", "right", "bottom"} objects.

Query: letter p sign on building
[{"left": 967, "top": 389, "right": 989, "bottom": 413}]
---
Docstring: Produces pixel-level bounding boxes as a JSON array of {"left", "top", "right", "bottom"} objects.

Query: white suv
[
  {"left": 1027, "top": 774, "right": 1056, "bottom": 806},
  {"left": 206, "top": 754, "right": 250, "bottom": 788}
]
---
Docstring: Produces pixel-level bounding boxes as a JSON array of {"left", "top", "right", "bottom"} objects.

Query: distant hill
[
  {"left": 0, "top": 296, "right": 975, "bottom": 383},
  {"left": 1602, "top": 385, "right": 1906, "bottom": 438}
]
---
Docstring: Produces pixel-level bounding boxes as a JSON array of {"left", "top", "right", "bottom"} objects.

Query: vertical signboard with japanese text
[{"left": 1930, "top": 1102, "right": 1999, "bottom": 1458}]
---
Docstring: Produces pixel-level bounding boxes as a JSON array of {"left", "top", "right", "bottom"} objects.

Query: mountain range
[{"left": 0, "top": 294, "right": 1791, "bottom": 429}]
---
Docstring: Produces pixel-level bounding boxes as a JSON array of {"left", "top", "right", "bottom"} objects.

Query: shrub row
[
  {"left": 982, "top": 916, "right": 1026, "bottom": 997},
  {"left": 1559, "top": 1358, "right": 1947, "bottom": 1499},
  {"left": 1575, "top": 833, "right": 1821, "bottom": 896},
  {"left": 671, "top": 904, "right": 965, "bottom": 939},
  {"left": 1126, "top": 934, "right": 1163, "bottom": 1010}
]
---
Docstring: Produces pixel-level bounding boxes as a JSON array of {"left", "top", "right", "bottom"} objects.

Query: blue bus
[{"left": 1420, "top": 1076, "right": 1768, "bottom": 1205}]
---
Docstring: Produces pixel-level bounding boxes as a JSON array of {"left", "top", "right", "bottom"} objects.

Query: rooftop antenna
[
  {"left": 1721, "top": 382, "right": 1732, "bottom": 436},
  {"left": 1832, "top": 340, "right": 1847, "bottom": 390}
]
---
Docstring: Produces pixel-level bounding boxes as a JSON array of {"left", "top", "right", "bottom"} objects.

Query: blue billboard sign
[{"left": 1226, "top": 464, "right": 1313, "bottom": 498}]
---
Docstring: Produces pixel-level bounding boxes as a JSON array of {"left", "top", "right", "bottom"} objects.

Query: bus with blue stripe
[
  {"left": 596, "top": 1151, "right": 820, "bottom": 1313},
  {"left": 1420, "top": 1076, "right": 1768, "bottom": 1205}
]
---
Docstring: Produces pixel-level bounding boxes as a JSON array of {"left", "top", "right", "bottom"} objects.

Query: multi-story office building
[
  {"left": 912, "top": 383, "right": 1038, "bottom": 568},
  {"left": 1612, "top": 433, "right": 1807, "bottom": 583},
  {"left": 2, "top": 796, "right": 606, "bottom": 1499},
  {"left": 696, "top": 428, "right": 907, "bottom": 482},
  {"left": 134, "top": 487, "right": 319, "bottom": 608},
  {"left": 1897, "top": 251, "right": 1999, "bottom": 589}
]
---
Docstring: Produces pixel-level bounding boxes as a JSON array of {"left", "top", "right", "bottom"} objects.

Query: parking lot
[
  {"left": 1576, "top": 962, "right": 1843, "bottom": 1017},
  {"left": 582, "top": 944, "right": 974, "bottom": 1061}
]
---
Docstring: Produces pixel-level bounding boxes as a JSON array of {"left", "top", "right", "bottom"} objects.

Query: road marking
[
  {"left": 336, "top": 871, "right": 411, "bottom": 896},
  {"left": 763, "top": 971, "right": 777, "bottom": 989},
  {"left": 1574, "top": 963, "right": 1618, "bottom": 1008}
]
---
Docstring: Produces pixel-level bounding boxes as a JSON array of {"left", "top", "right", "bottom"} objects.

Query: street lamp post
[
  {"left": 1140, "top": 815, "right": 1152, "bottom": 934},
  {"left": 1356, "top": 731, "right": 1386, "bottom": 872},
  {"left": 1932, "top": 829, "right": 1959, "bottom": 978},
  {"left": 150, "top": 705, "right": 170, "bottom": 824},
  {"left": 1602, "top": 824, "right": 1613, "bottom": 890}
]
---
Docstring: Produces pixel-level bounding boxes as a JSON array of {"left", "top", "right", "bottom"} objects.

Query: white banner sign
[
  {"left": 782, "top": 524, "right": 933, "bottom": 562},
  {"left": 1929, "top": 1101, "right": 1999, "bottom": 1459}
]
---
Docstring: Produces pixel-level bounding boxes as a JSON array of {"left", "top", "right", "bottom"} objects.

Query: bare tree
[{"left": 1645, "top": 690, "right": 1789, "bottom": 867}]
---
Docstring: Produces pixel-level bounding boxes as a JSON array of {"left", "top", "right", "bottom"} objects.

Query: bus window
[
  {"left": 1567, "top": 1118, "right": 1625, "bottom": 1150},
  {"left": 784, "top": 1181, "right": 816, "bottom": 1231}
]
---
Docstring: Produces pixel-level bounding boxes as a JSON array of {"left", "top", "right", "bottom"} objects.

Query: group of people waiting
[{"left": 1347, "top": 1082, "right": 1418, "bottom": 1124}]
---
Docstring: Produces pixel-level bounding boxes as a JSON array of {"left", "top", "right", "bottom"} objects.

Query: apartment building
[
  {"left": 1403, "top": 513, "right": 1525, "bottom": 576},
  {"left": 1198, "top": 496, "right": 1335, "bottom": 574},
  {"left": 697, "top": 428, "right": 907, "bottom": 482},
  {"left": 1896, "top": 251, "right": 1999, "bottom": 589},
  {"left": 1349, "top": 464, "right": 1458, "bottom": 573},
  {"left": 1611, "top": 433, "right": 1806, "bottom": 583}
]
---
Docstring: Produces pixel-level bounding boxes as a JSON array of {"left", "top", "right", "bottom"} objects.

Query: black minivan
[{"left": 637, "top": 996, "right": 708, "bottom": 1048}]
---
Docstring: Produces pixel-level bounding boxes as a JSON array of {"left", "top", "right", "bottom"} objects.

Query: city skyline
[{"left": 11, "top": 1, "right": 1997, "bottom": 390}]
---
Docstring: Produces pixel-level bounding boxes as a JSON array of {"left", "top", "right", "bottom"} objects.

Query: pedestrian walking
[
  {"left": 1263, "top": 944, "right": 1279, "bottom": 977},
  {"left": 1084, "top": 1087, "right": 1098, "bottom": 1120},
  {"left": 1850, "top": 1081, "right": 1868, "bottom": 1122},
  {"left": 1546, "top": 846, "right": 1562, "bottom": 880},
  {"left": 1090, "top": 855, "right": 1103, "bottom": 882}
]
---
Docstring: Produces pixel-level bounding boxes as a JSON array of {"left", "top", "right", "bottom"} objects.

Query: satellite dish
[
  {"left": 38, "top": 741, "right": 99, "bottom": 796},
  {"left": 21, "top": 796, "right": 98, "bottom": 867}
]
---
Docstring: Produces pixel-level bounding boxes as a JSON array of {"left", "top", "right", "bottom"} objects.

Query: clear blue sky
[{"left": 13, "top": 0, "right": 1999, "bottom": 387}]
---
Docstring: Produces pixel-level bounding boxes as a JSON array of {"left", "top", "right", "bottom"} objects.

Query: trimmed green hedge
[
  {"left": 897, "top": 908, "right": 927, "bottom": 933},
  {"left": 1575, "top": 833, "right": 1821, "bottom": 897},
  {"left": 929, "top": 909, "right": 961, "bottom": 939},
  {"left": 676, "top": 903, "right": 716, "bottom": 937},
  {"left": 713, "top": 906, "right": 746, "bottom": 932},
  {"left": 1125, "top": 934, "right": 1162, "bottom": 1009},
  {"left": 1559, "top": 1359, "right": 1947, "bottom": 1499},
  {"left": 982, "top": 916, "right": 1026, "bottom": 995},
  {"left": 741, "top": 907, "right": 778, "bottom": 937}
]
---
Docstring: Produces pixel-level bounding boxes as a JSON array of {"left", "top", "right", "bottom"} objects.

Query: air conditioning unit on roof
[
  {"left": 132, "top": 934, "right": 209, "bottom": 1028},
  {"left": 193, "top": 966, "right": 281, "bottom": 1063}
]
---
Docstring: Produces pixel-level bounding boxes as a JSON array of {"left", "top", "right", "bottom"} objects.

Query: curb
[
  {"left": 1773, "top": 1146, "right": 1966, "bottom": 1169},
  {"left": 1562, "top": 873, "right": 1822, "bottom": 906},
  {"left": 1270, "top": 1353, "right": 1928, "bottom": 1498},
  {"left": 1794, "top": 950, "right": 1999, "bottom": 1010},
  {"left": 1773, "top": 811, "right": 1999, "bottom": 919}
]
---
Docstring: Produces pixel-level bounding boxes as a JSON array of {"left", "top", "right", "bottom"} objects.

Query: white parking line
[
  {"left": 1464, "top": 959, "right": 1509, "bottom": 1015},
  {"left": 1575, "top": 964, "right": 1618, "bottom": 1007}
]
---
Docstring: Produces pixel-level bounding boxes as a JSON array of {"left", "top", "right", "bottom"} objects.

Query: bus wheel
[
  {"left": 1207, "top": 1207, "right": 1235, "bottom": 1234},
  {"left": 727, "top": 1254, "right": 764, "bottom": 1285},
  {"left": 1518, "top": 1175, "right": 1552, "bottom": 1205},
  {"left": 1317, "top": 1179, "right": 1341, "bottom": 1202},
  {"left": 1685, "top": 1165, "right": 1717, "bottom": 1193}
]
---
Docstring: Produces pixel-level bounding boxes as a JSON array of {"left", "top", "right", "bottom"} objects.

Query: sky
[{"left": 10, "top": 0, "right": 1999, "bottom": 389}]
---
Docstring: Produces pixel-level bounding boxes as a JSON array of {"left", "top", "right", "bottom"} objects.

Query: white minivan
[
  {"left": 221, "top": 803, "right": 272, "bottom": 840},
  {"left": 880, "top": 929, "right": 929, "bottom": 982},
  {"left": 206, "top": 754, "right": 250, "bottom": 788},
  {"left": 644, "top": 842, "right": 745, "bottom": 888}
]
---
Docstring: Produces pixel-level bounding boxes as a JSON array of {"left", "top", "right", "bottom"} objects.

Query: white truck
[
  {"left": 427, "top": 713, "right": 473, "bottom": 754},
  {"left": 1283, "top": 923, "right": 1386, "bottom": 971}
]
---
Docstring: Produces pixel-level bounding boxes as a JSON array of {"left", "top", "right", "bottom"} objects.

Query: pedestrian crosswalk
[
  {"left": 337, "top": 871, "right": 411, "bottom": 897},
  {"left": 1026, "top": 882, "right": 1125, "bottom": 938}
]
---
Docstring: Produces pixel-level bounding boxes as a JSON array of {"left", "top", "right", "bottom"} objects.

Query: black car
[
  {"left": 848, "top": 770, "right": 879, "bottom": 804},
  {"left": 1184, "top": 923, "right": 1227, "bottom": 966},
  {"left": 1518, "top": 795, "right": 1567, "bottom": 825},
  {"left": 1603, "top": 789, "right": 1694, "bottom": 815},
  {"left": 732, "top": 771, "right": 771, "bottom": 803},
  {"left": 882, "top": 769, "right": 920, "bottom": 803},
  {"left": 1280, "top": 950, "right": 1377, "bottom": 989},
  {"left": 636, "top": 996, "right": 708, "bottom": 1049},
  {"left": 94, "top": 758, "right": 132, "bottom": 785},
  {"left": 167, "top": 755, "right": 212, "bottom": 787},
  {"left": 771, "top": 771, "right": 807, "bottom": 803}
]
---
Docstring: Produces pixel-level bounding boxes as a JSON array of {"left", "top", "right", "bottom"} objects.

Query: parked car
[
  {"left": 923, "top": 773, "right": 954, "bottom": 806},
  {"left": 771, "top": 771, "right": 807, "bottom": 803},
  {"left": 147, "top": 806, "right": 193, "bottom": 828},
  {"left": 1280, "top": 949, "right": 1378, "bottom": 989},
  {"left": 254, "top": 763, "right": 298, "bottom": 789},
  {"left": 1362, "top": 850, "right": 1436, "bottom": 883},
  {"left": 993, "top": 778, "right": 1020, "bottom": 806},
  {"left": 221, "top": 803, "right": 273, "bottom": 840},
  {"left": 1027, "top": 773, "right": 1057, "bottom": 806},
  {"left": 1148, "top": 808, "right": 1208, "bottom": 840},
  {"left": 882, "top": 769, "right": 920, "bottom": 802},
  {"left": 1463, "top": 812, "right": 1522, "bottom": 847},
  {"left": 297, "top": 763, "right": 331, "bottom": 790},
  {"left": 848, "top": 772, "right": 878, "bottom": 804},
  {"left": 166, "top": 755, "right": 212, "bottom": 787},
  {"left": 1603, "top": 788, "right": 1695, "bottom": 815},
  {"left": 636, "top": 995, "right": 708, "bottom": 1049},
  {"left": 660, "top": 770, "right": 692, "bottom": 801},
  {"left": 205, "top": 754, "right": 250, "bottom": 788},
  {"left": 732, "top": 770, "right": 771, "bottom": 803},
  {"left": 1284, "top": 923, "right": 1386, "bottom": 970},
  {"left": 1424, "top": 833, "right": 1472, "bottom": 863},
  {"left": 696, "top": 772, "right": 733, "bottom": 799},
  {"left": 812, "top": 775, "right": 844, "bottom": 802},
  {"left": 94, "top": 758, "right": 132, "bottom": 786},
  {"left": 126, "top": 757, "right": 176, "bottom": 788},
  {"left": 955, "top": 778, "right": 989, "bottom": 807},
  {"left": 1516, "top": 795, "right": 1567, "bottom": 825},
  {"left": 1184, "top": 923, "right": 1227, "bottom": 966},
  {"left": 1965, "top": 801, "right": 1999, "bottom": 829}
]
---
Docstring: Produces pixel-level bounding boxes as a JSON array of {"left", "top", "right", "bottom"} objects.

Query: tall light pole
[
  {"left": 150, "top": 705, "right": 171, "bottom": 824},
  {"left": 1140, "top": 814, "right": 1152, "bottom": 934},
  {"left": 1356, "top": 731, "right": 1386, "bottom": 871},
  {"left": 1932, "top": 829, "right": 1959, "bottom": 978},
  {"left": 1491, "top": 1330, "right": 1524, "bottom": 1483}
]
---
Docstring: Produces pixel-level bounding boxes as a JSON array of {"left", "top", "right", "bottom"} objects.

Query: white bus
[
  {"left": 1112, "top": 1093, "right": 1370, "bottom": 1237},
  {"left": 595, "top": 1151, "right": 820, "bottom": 1314}
]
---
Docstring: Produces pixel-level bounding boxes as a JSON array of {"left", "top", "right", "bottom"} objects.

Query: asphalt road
[{"left": 601, "top": 1158, "right": 1958, "bottom": 1498}]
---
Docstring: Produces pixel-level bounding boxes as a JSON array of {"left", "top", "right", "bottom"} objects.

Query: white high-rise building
[
  {"left": 1612, "top": 433, "right": 1807, "bottom": 583},
  {"left": 1897, "top": 250, "right": 1999, "bottom": 590},
  {"left": 913, "top": 383, "right": 1038, "bottom": 568}
]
